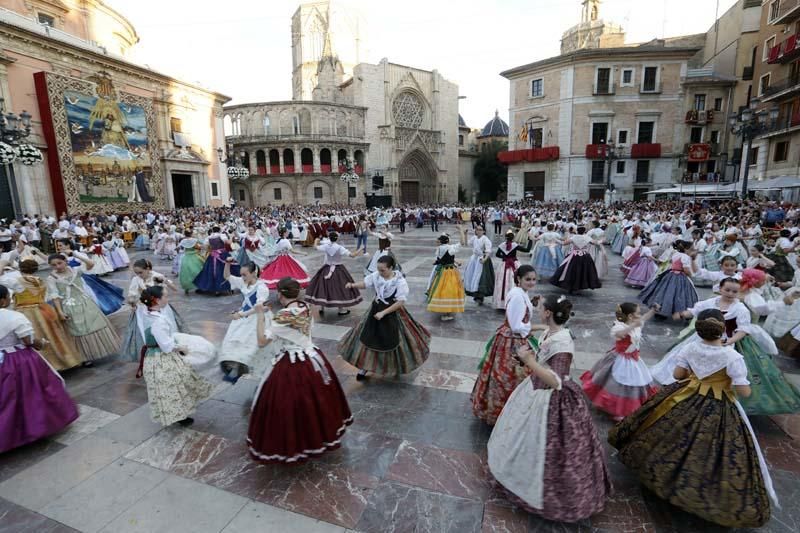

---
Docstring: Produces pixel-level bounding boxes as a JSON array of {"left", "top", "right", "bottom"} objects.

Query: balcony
[
  {"left": 498, "top": 146, "right": 560, "bottom": 164},
  {"left": 758, "top": 109, "right": 800, "bottom": 138},
  {"left": 771, "top": 0, "right": 800, "bottom": 26},
  {"left": 585, "top": 144, "right": 607, "bottom": 159},
  {"left": 321, "top": 164, "right": 332, "bottom": 173},
  {"left": 760, "top": 75, "right": 800, "bottom": 102},
  {"left": 682, "top": 172, "right": 725, "bottom": 183},
  {"left": 767, "top": 34, "right": 800, "bottom": 65},
  {"left": 593, "top": 86, "right": 615, "bottom": 96},
  {"left": 768, "top": 43, "right": 782, "bottom": 64},
  {"left": 270, "top": 164, "right": 279, "bottom": 174},
  {"left": 284, "top": 165, "right": 295, "bottom": 173},
  {"left": 631, "top": 143, "right": 661, "bottom": 159},
  {"left": 256, "top": 165, "right": 267, "bottom": 175},
  {"left": 685, "top": 110, "right": 715, "bottom": 124}
]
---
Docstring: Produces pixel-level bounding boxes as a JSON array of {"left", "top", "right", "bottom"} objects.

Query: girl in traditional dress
[
  {"left": 194, "top": 226, "right": 239, "bottom": 295},
  {"left": 693, "top": 254, "right": 741, "bottom": 293},
  {"left": 494, "top": 230, "right": 533, "bottom": 310},
  {"left": 587, "top": 220, "right": 608, "bottom": 278},
  {"left": 365, "top": 230, "right": 402, "bottom": 276},
  {"left": 120, "top": 259, "right": 185, "bottom": 362},
  {"left": 0, "top": 284, "right": 78, "bottom": 454},
  {"left": 55, "top": 239, "right": 124, "bottom": 315},
  {"left": 46, "top": 254, "right": 120, "bottom": 364},
  {"left": 260, "top": 228, "right": 310, "bottom": 289},
  {"left": 86, "top": 238, "right": 113, "bottom": 276},
  {"left": 609, "top": 309, "right": 776, "bottom": 528},
  {"left": 531, "top": 223, "right": 563, "bottom": 279},
  {"left": 551, "top": 226, "right": 601, "bottom": 292},
  {"left": 766, "top": 230, "right": 796, "bottom": 283},
  {"left": 133, "top": 222, "right": 150, "bottom": 250},
  {"left": 339, "top": 255, "right": 431, "bottom": 381},
  {"left": 238, "top": 225, "right": 274, "bottom": 269},
  {"left": 426, "top": 233, "right": 466, "bottom": 321},
  {"left": 248, "top": 278, "right": 352, "bottom": 464},
  {"left": 638, "top": 240, "right": 698, "bottom": 320},
  {"left": 461, "top": 225, "right": 494, "bottom": 306},
  {"left": 581, "top": 302, "right": 660, "bottom": 420},
  {"left": 161, "top": 226, "right": 178, "bottom": 261},
  {"left": 652, "top": 277, "right": 800, "bottom": 415},
  {"left": 135, "top": 286, "right": 214, "bottom": 427},
  {"left": 487, "top": 295, "right": 611, "bottom": 523},
  {"left": 472, "top": 264, "right": 537, "bottom": 425},
  {"left": 219, "top": 258, "right": 272, "bottom": 382},
  {"left": 178, "top": 230, "right": 204, "bottom": 294},
  {"left": 104, "top": 232, "right": 130, "bottom": 270},
  {"left": 306, "top": 233, "right": 363, "bottom": 317},
  {"left": 10, "top": 259, "right": 82, "bottom": 371},
  {"left": 624, "top": 237, "right": 657, "bottom": 288}
]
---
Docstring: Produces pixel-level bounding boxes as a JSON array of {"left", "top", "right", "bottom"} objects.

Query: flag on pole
[{"left": 518, "top": 125, "right": 528, "bottom": 143}]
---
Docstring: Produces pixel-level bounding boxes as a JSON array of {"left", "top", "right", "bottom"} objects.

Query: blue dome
[
  {"left": 479, "top": 110, "right": 508, "bottom": 138},
  {"left": 458, "top": 114, "right": 467, "bottom": 127}
]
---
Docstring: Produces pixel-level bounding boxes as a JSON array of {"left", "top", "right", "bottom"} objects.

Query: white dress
[
  {"left": 463, "top": 234, "right": 492, "bottom": 292},
  {"left": 219, "top": 276, "right": 273, "bottom": 376}
]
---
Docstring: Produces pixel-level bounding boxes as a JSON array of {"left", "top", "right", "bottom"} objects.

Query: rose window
[{"left": 392, "top": 92, "right": 424, "bottom": 129}]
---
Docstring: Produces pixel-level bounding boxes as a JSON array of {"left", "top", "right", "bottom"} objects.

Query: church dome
[
  {"left": 458, "top": 114, "right": 467, "bottom": 127},
  {"left": 479, "top": 111, "right": 509, "bottom": 138}
]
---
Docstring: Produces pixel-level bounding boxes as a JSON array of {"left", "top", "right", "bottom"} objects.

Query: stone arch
[
  {"left": 279, "top": 110, "right": 293, "bottom": 135},
  {"left": 283, "top": 149, "right": 295, "bottom": 172},
  {"left": 320, "top": 148, "right": 332, "bottom": 173},
  {"left": 258, "top": 180, "right": 295, "bottom": 205},
  {"left": 397, "top": 149, "right": 438, "bottom": 203},
  {"left": 255, "top": 150, "right": 267, "bottom": 174},
  {"left": 300, "top": 148, "right": 314, "bottom": 173},
  {"left": 306, "top": 180, "right": 332, "bottom": 203},
  {"left": 231, "top": 181, "right": 252, "bottom": 207},
  {"left": 268, "top": 149, "right": 280, "bottom": 173}
]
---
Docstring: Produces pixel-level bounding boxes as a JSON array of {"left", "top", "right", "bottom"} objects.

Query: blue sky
[{"left": 107, "top": 0, "right": 738, "bottom": 128}]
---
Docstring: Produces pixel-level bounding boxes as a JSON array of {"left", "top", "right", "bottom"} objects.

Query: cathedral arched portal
[{"left": 397, "top": 149, "right": 437, "bottom": 204}]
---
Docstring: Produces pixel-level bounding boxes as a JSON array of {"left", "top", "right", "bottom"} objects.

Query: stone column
[
  {"left": 279, "top": 150, "right": 285, "bottom": 174},
  {"left": 313, "top": 148, "right": 321, "bottom": 174}
]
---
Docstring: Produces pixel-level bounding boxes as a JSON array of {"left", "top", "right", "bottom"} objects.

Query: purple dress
[{"left": 0, "top": 308, "right": 78, "bottom": 453}]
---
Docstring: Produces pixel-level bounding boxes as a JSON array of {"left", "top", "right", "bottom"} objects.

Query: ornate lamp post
[
  {"left": 0, "top": 98, "right": 43, "bottom": 219},
  {"left": 339, "top": 157, "right": 359, "bottom": 205},
  {"left": 601, "top": 139, "right": 624, "bottom": 200},
  {"left": 217, "top": 143, "right": 249, "bottom": 180},
  {"left": 729, "top": 97, "right": 779, "bottom": 199}
]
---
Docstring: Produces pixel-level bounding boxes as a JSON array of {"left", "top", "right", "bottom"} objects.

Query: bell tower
[{"left": 581, "top": 0, "right": 600, "bottom": 24}]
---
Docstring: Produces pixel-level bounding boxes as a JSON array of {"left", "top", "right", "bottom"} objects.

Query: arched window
[
  {"left": 300, "top": 148, "right": 313, "bottom": 173},
  {"left": 263, "top": 116, "right": 271, "bottom": 135},
  {"left": 283, "top": 149, "right": 295, "bottom": 173},
  {"left": 223, "top": 115, "right": 233, "bottom": 136},
  {"left": 320, "top": 148, "right": 332, "bottom": 173},
  {"left": 354, "top": 150, "right": 365, "bottom": 174},
  {"left": 269, "top": 149, "right": 280, "bottom": 174},
  {"left": 337, "top": 149, "right": 348, "bottom": 172},
  {"left": 256, "top": 150, "right": 266, "bottom": 174}
]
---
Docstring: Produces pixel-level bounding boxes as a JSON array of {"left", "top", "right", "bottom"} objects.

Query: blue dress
[
  {"left": 193, "top": 236, "right": 239, "bottom": 293},
  {"left": 66, "top": 257, "right": 124, "bottom": 315}
]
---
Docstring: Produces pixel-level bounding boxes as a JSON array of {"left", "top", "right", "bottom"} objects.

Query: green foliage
[{"left": 473, "top": 140, "right": 508, "bottom": 203}]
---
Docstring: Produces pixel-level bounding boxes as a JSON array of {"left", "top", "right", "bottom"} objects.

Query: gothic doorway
[
  {"left": 398, "top": 149, "right": 437, "bottom": 203},
  {"left": 171, "top": 173, "right": 194, "bottom": 208}
]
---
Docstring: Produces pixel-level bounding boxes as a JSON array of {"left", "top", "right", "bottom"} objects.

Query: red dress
[{"left": 259, "top": 239, "right": 310, "bottom": 289}]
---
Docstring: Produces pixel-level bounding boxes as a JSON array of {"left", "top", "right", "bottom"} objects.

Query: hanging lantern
[
  {"left": 15, "top": 143, "right": 43, "bottom": 166},
  {"left": 0, "top": 142, "right": 16, "bottom": 165}
]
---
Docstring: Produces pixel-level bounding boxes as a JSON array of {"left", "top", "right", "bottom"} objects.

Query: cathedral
[{"left": 224, "top": 1, "right": 460, "bottom": 206}]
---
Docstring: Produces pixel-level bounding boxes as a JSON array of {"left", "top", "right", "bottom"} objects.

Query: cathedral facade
[{"left": 224, "top": 0, "right": 460, "bottom": 206}]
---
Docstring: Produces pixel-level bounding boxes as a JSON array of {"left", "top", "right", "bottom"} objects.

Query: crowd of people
[{"left": 2, "top": 196, "right": 800, "bottom": 527}]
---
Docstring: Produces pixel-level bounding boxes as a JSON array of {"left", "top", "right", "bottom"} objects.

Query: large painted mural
[{"left": 35, "top": 71, "right": 165, "bottom": 214}]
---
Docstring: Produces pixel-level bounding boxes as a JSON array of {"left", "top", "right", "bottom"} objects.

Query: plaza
[{"left": 0, "top": 224, "right": 799, "bottom": 532}]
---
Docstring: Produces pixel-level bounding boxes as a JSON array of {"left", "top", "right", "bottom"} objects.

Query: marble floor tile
[
  {"left": 770, "top": 413, "right": 800, "bottom": 441},
  {"left": 0, "top": 497, "right": 79, "bottom": 533},
  {"left": 73, "top": 379, "right": 150, "bottom": 416},
  {"left": 125, "top": 426, "right": 228, "bottom": 478},
  {"left": 94, "top": 404, "right": 163, "bottom": 446},
  {"left": 39, "top": 459, "right": 170, "bottom": 533},
  {"left": 317, "top": 429, "right": 403, "bottom": 479},
  {"left": 405, "top": 367, "right": 477, "bottom": 393},
  {"left": 355, "top": 481, "right": 483, "bottom": 533},
  {"left": 429, "top": 336, "right": 486, "bottom": 358},
  {"left": 312, "top": 322, "right": 351, "bottom": 341},
  {"left": 212, "top": 377, "right": 258, "bottom": 406},
  {"left": 0, "top": 435, "right": 133, "bottom": 511},
  {"left": 0, "top": 439, "right": 66, "bottom": 484},
  {"left": 481, "top": 503, "right": 530, "bottom": 533},
  {"left": 98, "top": 474, "right": 248, "bottom": 533},
  {"left": 189, "top": 399, "right": 252, "bottom": 442},
  {"left": 221, "top": 500, "right": 346, "bottom": 533},
  {"left": 52, "top": 404, "right": 121, "bottom": 446},
  {"left": 385, "top": 441, "right": 491, "bottom": 501}
]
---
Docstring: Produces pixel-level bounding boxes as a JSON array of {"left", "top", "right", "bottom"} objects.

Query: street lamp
[
  {"left": 217, "top": 144, "right": 248, "bottom": 180},
  {"left": 601, "top": 139, "right": 624, "bottom": 195},
  {"left": 339, "top": 157, "right": 360, "bottom": 206},
  {"left": 729, "top": 98, "right": 779, "bottom": 199},
  {"left": 0, "top": 98, "right": 43, "bottom": 219}
]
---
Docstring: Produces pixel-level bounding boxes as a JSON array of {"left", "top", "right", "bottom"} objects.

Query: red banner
[{"left": 687, "top": 143, "right": 711, "bottom": 162}]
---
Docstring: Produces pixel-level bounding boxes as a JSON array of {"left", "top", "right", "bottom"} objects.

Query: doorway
[
  {"left": 171, "top": 173, "right": 194, "bottom": 208},
  {"left": 0, "top": 166, "right": 17, "bottom": 221},
  {"left": 523, "top": 171, "right": 545, "bottom": 200},
  {"left": 400, "top": 181, "right": 419, "bottom": 204}
]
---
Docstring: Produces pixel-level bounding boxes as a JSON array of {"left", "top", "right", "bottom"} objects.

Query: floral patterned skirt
[{"left": 142, "top": 351, "right": 213, "bottom": 426}]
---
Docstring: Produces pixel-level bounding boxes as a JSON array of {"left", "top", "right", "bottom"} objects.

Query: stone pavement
[{"left": 1, "top": 223, "right": 799, "bottom": 532}]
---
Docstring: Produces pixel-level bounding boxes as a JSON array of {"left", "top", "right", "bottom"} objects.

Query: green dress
[{"left": 179, "top": 248, "right": 204, "bottom": 291}]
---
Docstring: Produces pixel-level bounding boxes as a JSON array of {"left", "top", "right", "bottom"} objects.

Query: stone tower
[
  {"left": 561, "top": 0, "right": 625, "bottom": 55},
  {"left": 291, "top": 1, "right": 363, "bottom": 100}
]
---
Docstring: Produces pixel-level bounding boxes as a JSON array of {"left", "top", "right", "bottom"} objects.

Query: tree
[{"left": 473, "top": 140, "right": 508, "bottom": 203}]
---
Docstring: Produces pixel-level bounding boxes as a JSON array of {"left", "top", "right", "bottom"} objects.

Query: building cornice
[{"left": 224, "top": 100, "right": 368, "bottom": 112}]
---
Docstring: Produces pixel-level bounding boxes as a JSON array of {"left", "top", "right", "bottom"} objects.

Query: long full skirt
[
  {"left": 608, "top": 382, "right": 772, "bottom": 528},
  {"left": 194, "top": 251, "right": 238, "bottom": 293},
  {"left": 551, "top": 253, "right": 601, "bottom": 291},
  {"left": 580, "top": 350, "right": 659, "bottom": 418},
  {"left": 0, "top": 347, "right": 79, "bottom": 453},
  {"left": 247, "top": 350, "right": 353, "bottom": 464},
  {"left": 463, "top": 256, "right": 495, "bottom": 299},
  {"left": 260, "top": 254, "right": 310, "bottom": 289},
  {"left": 493, "top": 262, "right": 519, "bottom": 310},
  {"left": 62, "top": 291, "right": 120, "bottom": 361},
  {"left": 17, "top": 303, "right": 82, "bottom": 371},
  {"left": 588, "top": 243, "right": 608, "bottom": 278},
  {"left": 179, "top": 250, "right": 204, "bottom": 291},
  {"left": 142, "top": 351, "right": 213, "bottom": 426},
  {"left": 624, "top": 257, "right": 657, "bottom": 288},
  {"left": 119, "top": 304, "right": 185, "bottom": 362},
  {"left": 219, "top": 314, "right": 274, "bottom": 378},
  {"left": 426, "top": 265, "right": 465, "bottom": 314},
  {"left": 305, "top": 265, "right": 363, "bottom": 308},
  {"left": 638, "top": 271, "right": 698, "bottom": 317},
  {"left": 81, "top": 274, "right": 124, "bottom": 315},
  {"left": 339, "top": 303, "right": 430, "bottom": 376},
  {"left": 488, "top": 378, "right": 611, "bottom": 522},
  {"left": 533, "top": 246, "right": 563, "bottom": 279}
]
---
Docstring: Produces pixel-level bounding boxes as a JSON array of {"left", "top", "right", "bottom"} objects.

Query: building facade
[{"left": 0, "top": 0, "right": 230, "bottom": 218}]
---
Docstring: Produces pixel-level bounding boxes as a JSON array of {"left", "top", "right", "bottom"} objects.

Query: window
[
  {"left": 621, "top": 68, "right": 634, "bottom": 87},
  {"left": 764, "top": 36, "right": 776, "bottom": 62},
  {"left": 775, "top": 141, "right": 790, "bottom": 162},
  {"left": 348, "top": 186, "right": 357, "bottom": 198},
  {"left": 590, "top": 161, "right": 606, "bottom": 183},
  {"left": 530, "top": 127, "right": 544, "bottom": 148},
  {"left": 636, "top": 160, "right": 650, "bottom": 182},
  {"left": 749, "top": 146, "right": 759, "bottom": 165},
  {"left": 210, "top": 182, "right": 219, "bottom": 197},
  {"left": 616, "top": 161, "right": 626, "bottom": 174},
  {"left": 694, "top": 94, "right": 706, "bottom": 111},
  {"left": 769, "top": 1, "right": 781, "bottom": 23},
  {"left": 617, "top": 130, "right": 629, "bottom": 145},
  {"left": 263, "top": 116, "right": 271, "bottom": 134},
  {"left": 759, "top": 73, "right": 771, "bottom": 96},
  {"left": 714, "top": 97, "right": 723, "bottom": 111},
  {"left": 690, "top": 127, "right": 703, "bottom": 143},
  {"left": 642, "top": 67, "right": 659, "bottom": 92},
  {"left": 273, "top": 188, "right": 282, "bottom": 201},
  {"left": 314, "top": 186, "right": 323, "bottom": 199},
  {"left": 595, "top": 68, "right": 612, "bottom": 94},
  {"left": 238, "top": 189, "right": 245, "bottom": 202},
  {"left": 38, "top": 13, "right": 55, "bottom": 26},
  {"left": 458, "top": 134, "right": 464, "bottom": 146},
  {"left": 530, "top": 78, "right": 543, "bottom": 98},
  {"left": 591, "top": 122, "right": 609, "bottom": 145},
  {"left": 710, "top": 130, "right": 720, "bottom": 144},
  {"left": 292, "top": 116, "right": 300, "bottom": 134},
  {"left": 170, "top": 117, "right": 183, "bottom": 133},
  {"left": 637, "top": 122, "right": 655, "bottom": 144}
]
